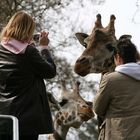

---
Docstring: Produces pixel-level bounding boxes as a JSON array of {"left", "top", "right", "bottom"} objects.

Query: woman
[{"left": 0, "top": 11, "right": 56, "bottom": 140}]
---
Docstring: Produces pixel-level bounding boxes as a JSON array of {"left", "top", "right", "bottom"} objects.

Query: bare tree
[{"left": 132, "top": 0, "right": 140, "bottom": 24}]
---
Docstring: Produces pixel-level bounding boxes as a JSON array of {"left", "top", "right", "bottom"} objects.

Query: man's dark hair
[{"left": 114, "top": 35, "right": 139, "bottom": 64}]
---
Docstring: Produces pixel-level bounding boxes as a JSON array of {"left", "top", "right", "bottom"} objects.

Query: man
[{"left": 93, "top": 35, "right": 140, "bottom": 140}]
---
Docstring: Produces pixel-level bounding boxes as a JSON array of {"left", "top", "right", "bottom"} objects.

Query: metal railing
[{"left": 0, "top": 115, "right": 19, "bottom": 140}]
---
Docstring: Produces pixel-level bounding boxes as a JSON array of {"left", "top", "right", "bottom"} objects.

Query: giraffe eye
[
  {"left": 106, "top": 43, "right": 115, "bottom": 52},
  {"left": 59, "top": 99, "right": 68, "bottom": 107}
]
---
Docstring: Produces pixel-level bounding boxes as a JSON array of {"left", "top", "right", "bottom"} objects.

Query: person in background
[
  {"left": 0, "top": 11, "right": 56, "bottom": 140},
  {"left": 93, "top": 35, "right": 140, "bottom": 140}
]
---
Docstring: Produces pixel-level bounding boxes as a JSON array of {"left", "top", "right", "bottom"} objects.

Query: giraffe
[
  {"left": 74, "top": 14, "right": 117, "bottom": 76},
  {"left": 73, "top": 13, "right": 118, "bottom": 131},
  {"left": 48, "top": 80, "right": 94, "bottom": 140}
]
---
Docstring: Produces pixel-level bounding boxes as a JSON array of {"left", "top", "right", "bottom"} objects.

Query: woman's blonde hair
[{"left": 0, "top": 11, "right": 35, "bottom": 42}]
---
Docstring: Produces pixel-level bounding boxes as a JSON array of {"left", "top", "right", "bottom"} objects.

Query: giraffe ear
[
  {"left": 73, "top": 81, "right": 80, "bottom": 94},
  {"left": 75, "top": 33, "right": 89, "bottom": 47}
]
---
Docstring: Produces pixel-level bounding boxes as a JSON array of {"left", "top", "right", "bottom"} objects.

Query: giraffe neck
[{"left": 54, "top": 122, "right": 69, "bottom": 140}]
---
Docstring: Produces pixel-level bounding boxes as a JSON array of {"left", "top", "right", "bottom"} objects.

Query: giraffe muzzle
[{"left": 78, "top": 108, "right": 94, "bottom": 121}]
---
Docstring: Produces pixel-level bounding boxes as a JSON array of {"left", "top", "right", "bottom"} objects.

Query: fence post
[{"left": 0, "top": 115, "right": 19, "bottom": 140}]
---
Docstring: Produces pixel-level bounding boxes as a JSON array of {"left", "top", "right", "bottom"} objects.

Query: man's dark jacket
[{"left": 0, "top": 44, "right": 56, "bottom": 135}]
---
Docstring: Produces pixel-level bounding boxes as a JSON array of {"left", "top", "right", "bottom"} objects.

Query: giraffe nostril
[
  {"left": 86, "top": 101, "right": 93, "bottom": 108},
  {"left": 77, "top": 57, "right": 89, "bottom": 65}
]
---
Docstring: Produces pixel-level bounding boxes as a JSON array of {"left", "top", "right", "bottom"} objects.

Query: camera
[{"left": 33, "top": 33, "right": 40, "bottom": 42}]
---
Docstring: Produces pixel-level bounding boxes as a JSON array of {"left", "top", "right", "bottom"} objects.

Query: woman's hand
[{"left": 39, "top": 31, "right": 49, "bottom": 46}]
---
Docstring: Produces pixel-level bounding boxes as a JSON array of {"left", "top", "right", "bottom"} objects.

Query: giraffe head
[
  {"left": 74, "top": 14, "right": 117, "bottom": 76},
  {"left": 54, "top": 80, "right": 94, "bottom": 130}
]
